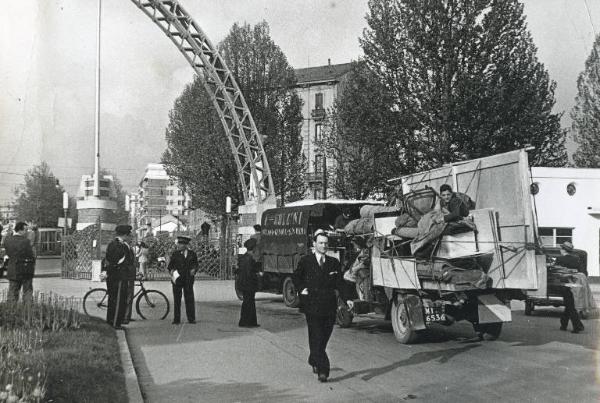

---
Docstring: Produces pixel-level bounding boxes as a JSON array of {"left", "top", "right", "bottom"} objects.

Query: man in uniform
[
  {"left": 101, "top": 225, "right": 135, "bottom": 330},
  {"left": 168, "top": 236, "right": 199, "bottom": 324},
  {"left": 4, "top": 221, "right": 36, "bottom": 302},
  {"left": 293, "top": 230, "right": 345, "bottom": 383}
]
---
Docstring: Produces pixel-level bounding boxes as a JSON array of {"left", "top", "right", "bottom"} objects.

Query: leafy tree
[
  {"left": 163, "top": 21, "right": 305, "bottom": 211},
  {"left": 322, "top": 61, "right": 407, "bottom": 199},
  {"left": 162, "top": 75, "right": 241, "bottom": 216},
  {"left": 218, "top": 21, "right": 306, "bottom": 204},
  {"left": 360, "top": 0, "right": 567, "bottom": 169},
  {"left": 572, "top": 35, "right": 600, "bottom": 167},
  {"left": 13, "top": 162, "right": 63, "bottom": 227}
]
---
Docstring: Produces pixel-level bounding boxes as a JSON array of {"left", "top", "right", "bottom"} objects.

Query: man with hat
[
  {"left": 552, "top": 241, "right": 585, "bottom": 333},
  {"left": 101, "top": 224, "right": 135, "bottom": 330},
  {"left": 167, "top": 235, "right": 199, "bottom": 324},
  {"left": 237, "top": 237, "right": 260, "bottom": 327}
]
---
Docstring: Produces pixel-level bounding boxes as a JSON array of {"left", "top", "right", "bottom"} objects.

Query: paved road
[{"left": 2, "top": 275, "right": 599, "bottom": 402}]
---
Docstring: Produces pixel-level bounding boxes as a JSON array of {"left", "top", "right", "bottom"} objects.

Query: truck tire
[
  {"left": 474, "top": 322, "right": 503, "bottom": 341},
  {"left": 524, "top": 299, "right": 534, "bottom": 316},
  {"left": 282, "top": 276, "right": 299, "bottom": 308},
  {"left": 391, "top": 297, "right": 419, "bottom": 344},
  {"left": 336, "top": 300, "right": 354, "bottom": 328}
]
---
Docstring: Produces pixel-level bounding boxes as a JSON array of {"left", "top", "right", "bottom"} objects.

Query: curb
[{"left": 117, "top": 331, "right": 144, "bottom": 403}]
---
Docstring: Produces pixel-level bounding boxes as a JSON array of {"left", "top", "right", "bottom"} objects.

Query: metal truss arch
[{"left": 131, "top": 0, "right": 275, "bottom": 205}]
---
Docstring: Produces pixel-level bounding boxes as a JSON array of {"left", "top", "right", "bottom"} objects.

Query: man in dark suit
[
  {"left": 101, "top": 225, "right": 135, "bottom": 330},
  {"left": 238, "top": 238, "right": 260, "bottom": 327},
  {"left": 4, "top": 221, "right": 35, "bottom": 302},
  {"left": 168, "top": 236, "right": 199, "bottom": 324},
  {"left": 293, "top": 230, "right": 344, "bottom": 383}
]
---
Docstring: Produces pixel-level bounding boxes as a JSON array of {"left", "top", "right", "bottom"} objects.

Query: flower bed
[{"left": 0, "top": 291, "right": 125, "bottom": 402}]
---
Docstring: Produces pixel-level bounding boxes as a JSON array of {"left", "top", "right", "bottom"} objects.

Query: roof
[
  {"left": 294, "top": 63, "right": 353, "bottom": 85},
  {"left": 284, "top": 199, "right": 384, "bottom": 207}
]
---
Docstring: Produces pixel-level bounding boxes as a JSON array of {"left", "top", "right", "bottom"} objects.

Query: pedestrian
[
  {"left": 293, "top": 230, "right": 345, "bottom": 383},
  {"left": 137, "top": 241, "right": 149, "bottom": 276},
  {"left": 168, "top": 235, "right": 199, "bottom": 324},
  {"left": 238, "top": 238, "right": 260, "bottom": 328},
  {"left": 4, "top": 221, "right": 36, "bottom": 303},
  {"left": 101, "top": 225, "right": 135, "bottom": 330},
  {"left": 553, "top": 241, "right": 585, "bottom": 333}
]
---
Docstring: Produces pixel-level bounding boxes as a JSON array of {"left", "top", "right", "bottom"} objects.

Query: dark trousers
[
  {"left": 560, "top": 286, "right": 584, "bottom": 330},
  {"left": 305, "top": 314, "right": 336, "bottom": 377},
  {"left": 8, "top": 278, "right": 33, "bottom": 303},
  {"left": 173, "top": 281, "right": 195, "bottom": 322},
  {"left": 124, "top": 278, "right": 135, "bottom": 322},
  {"left": 106, "top": 277, "right": 128, "bottom": 328},
  {"left": 239, "top": 290, "right": 257, "bottom": 326}
]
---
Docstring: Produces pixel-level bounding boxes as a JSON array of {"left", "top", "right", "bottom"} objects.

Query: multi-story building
[
  {"left": 136, "top": 163, "right": 191, "bottom": 237},
  {"left": 294, "top": 61, "right": 352, "bottom": 199},
  {"left": 75, "top": 174, "right": 118, "bottom": 230}
]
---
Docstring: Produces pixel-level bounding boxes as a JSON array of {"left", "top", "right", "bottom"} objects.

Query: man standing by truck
[{"left": 293, "top": 230, "right": 344, "bottom": 383}]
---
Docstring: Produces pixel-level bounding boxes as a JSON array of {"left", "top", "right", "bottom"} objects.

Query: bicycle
[{"left": 82, "top": 273, "right": 170, "bottom": 320}]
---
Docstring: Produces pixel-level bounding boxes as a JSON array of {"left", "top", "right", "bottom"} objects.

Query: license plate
[{"left": 424, "top": 306, "right": 446, "bottom": 323}]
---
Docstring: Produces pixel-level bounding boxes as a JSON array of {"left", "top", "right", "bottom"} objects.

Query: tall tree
[
  {"left": 219, "top": 21, "right": 306, "bottom": 204},
  {"left": 13, "top": 162, "right": 63, "bottom": 227},
  {"left": 322, "top": 61, "right": 407, "bottom": 199},
  {"left": 572, "top": 35, "right": 600, "bottom": 167},
  {"left": 361, "top": 0, "right": 567, "bottom": 169},
  {"left": 162, "top": 75, "right": 240, "bottom": 216},
  {"left": 163, "top": 21, "right": 305, "bottom": 212}
]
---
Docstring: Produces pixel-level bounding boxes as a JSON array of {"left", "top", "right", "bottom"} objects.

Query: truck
[
  {"left": 235, "top": 199, "right": 384, "bottom": 306},
  {"left": 337, "top": 148, "right": 545, "bottom": 343}
]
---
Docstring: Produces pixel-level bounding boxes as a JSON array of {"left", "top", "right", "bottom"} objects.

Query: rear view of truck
[{"left": 343, "top": 149, "right": 545, "bottom": 343}]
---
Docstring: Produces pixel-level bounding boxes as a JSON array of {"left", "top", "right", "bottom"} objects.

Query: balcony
[
  {"left": 311, "top": 108, "right": 326, "bottom": 121},
  {"left": 306, "top": 172, "right": 325, "bottom": 183}
]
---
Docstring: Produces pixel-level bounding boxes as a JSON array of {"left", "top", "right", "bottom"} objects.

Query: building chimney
[{"left": 328, "top": 58, "right": 331, "bottom": 66}]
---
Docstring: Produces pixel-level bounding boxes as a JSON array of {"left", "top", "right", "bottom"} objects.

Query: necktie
[{"left": 319, "top": 255, "right": 325, "bottom": 267}]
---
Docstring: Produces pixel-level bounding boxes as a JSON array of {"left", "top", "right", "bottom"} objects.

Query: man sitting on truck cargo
[{"left": 434, "top": 184, "right": 475, "bottom": 235}]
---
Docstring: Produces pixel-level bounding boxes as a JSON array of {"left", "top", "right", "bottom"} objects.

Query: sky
[{"left": 1, "top": 0, "right": 599, "bottom": 205}]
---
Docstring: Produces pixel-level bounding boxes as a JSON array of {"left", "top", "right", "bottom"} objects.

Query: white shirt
[{"left": 314, "top": 251, "right": 326, "bottom": 266}]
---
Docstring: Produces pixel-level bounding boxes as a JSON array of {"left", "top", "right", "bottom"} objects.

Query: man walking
[
  {"left": 168, "top": 236, "right": 199, "bottom": 324},
  {"left": 293, "top": 230, "right": 344, "bottom": 383},
  {"left": 102, "top": 225, "right": 135, "bottom": 330},
  {"left": 4, "top": 221, "right": 36, "bottom": 302},
  {"left": 553, "top": 241, "right": 585, "bottom": 333}
]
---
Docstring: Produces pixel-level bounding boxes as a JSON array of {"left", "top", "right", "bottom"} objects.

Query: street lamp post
[{"left": 62, "top": 191, "right": 69, "bottom": 236}]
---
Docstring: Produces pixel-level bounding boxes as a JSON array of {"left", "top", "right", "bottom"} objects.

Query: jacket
[
  {"left": 4, "top": 234, "right": 35, "bottom": 280},
  {"left": 168, "top": 249, "right": 199, "bottom": 285},
  {"left": 293, "top": 253, "right": 343, "bottom": 316},
  {"left": 237, "top": 253, "right": 259, "bottom": 292},
  {"left": 104, "top": 238, "right": 135, "bottom": 281}
]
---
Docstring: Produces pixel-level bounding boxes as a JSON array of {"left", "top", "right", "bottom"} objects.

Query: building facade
[
  {"left": 136, "top": 163, "right": 191, "bottom": 238},
  {"left": 294, "top": 61, "right": 352, "bottom": 199},
  {"left": 531, "top": 167, "right": 600, "bottom": 277},
  {"left": 75, "top": 174, "right": 118, "bottom": 230}
]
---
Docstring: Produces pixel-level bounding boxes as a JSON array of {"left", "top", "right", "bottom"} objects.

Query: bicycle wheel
[
  {"left": 83, "top": 288, "right": 109, "bottom": 319},
  {"left": 136, "top": 290, "right": 170, "bottom": 320}
]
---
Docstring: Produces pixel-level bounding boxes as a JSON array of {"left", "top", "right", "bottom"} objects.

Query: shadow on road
[{"left": 329, "top": 344, "right": 481, "bottom": 383}]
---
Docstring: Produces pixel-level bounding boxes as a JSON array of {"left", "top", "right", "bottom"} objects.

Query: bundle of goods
[{"left": 344, "top": 206, "right": 400, "bottom": 235}]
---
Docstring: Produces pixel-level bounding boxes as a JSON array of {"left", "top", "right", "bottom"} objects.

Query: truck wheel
[
  {"left": 282, "top": 276, "right": 299, "bottom": 308},
  {"left": 391, "top": 297, "right": 418, "bottom": 344},
  {"left": 474, "top": 322, "right": 503, "bottom": 341},
  {"left": 524, "top": 299, "right": 534, "bottom": 316},
  {"left": 234, "top": 274, "right": 244, "bottom": 301}
]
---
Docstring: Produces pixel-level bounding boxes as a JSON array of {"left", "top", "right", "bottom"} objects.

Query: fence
[{"left": 62, "top": 224, "right": 238, "bottom": 281}]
